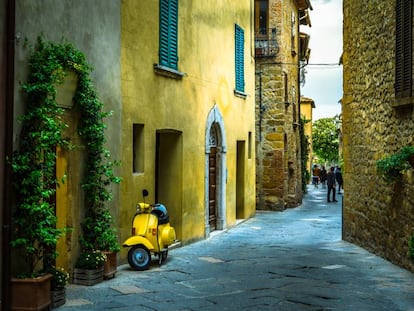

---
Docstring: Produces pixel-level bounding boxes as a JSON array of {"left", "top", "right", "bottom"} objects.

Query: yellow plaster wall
[{"left": 120, "top": 0, "right": 256, "bottom": 262}]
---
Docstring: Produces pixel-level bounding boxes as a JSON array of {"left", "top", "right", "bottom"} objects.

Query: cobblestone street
[{"left": 60, "top": 186, "right": 414, "bottom": 310}]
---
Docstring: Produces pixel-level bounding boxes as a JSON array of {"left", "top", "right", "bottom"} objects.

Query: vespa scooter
[{"left": 123, "top": 189, "right": 180, "bottom": 270}]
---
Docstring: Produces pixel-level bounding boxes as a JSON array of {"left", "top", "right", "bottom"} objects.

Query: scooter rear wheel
[{"left": 128, "top": 245, "right": 151, "bottom": 270}]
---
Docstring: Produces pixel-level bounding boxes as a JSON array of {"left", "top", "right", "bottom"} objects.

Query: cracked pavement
[{"left": 59, "top": 186, "right": 414, "bottom": 310}]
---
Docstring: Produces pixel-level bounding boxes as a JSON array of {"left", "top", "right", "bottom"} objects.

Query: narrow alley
[{"left": 60, "top": 186, "right": 414, "bottom": 310}]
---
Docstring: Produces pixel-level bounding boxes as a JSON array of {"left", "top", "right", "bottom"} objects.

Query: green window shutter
[
  {"left": 235, "top": 24, "right": 245, "bottom": 92},
  {"left": 395, "top": 0, "right": 412, "bottom": 99},
  {"left": 160, "top": 0, "right": 178, "bottom": 70}
]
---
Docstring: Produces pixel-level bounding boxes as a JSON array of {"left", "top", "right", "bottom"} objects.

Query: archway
[{"left": 205, "top": 105, "right": 227, "bottom": 237}]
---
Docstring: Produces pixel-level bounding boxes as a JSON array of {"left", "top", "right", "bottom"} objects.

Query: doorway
[
  {"left": 236, "top": 141, "right": 245, "bottom": 219},
  {"left": 155, "top": 130, "right": 183, "bottom": 240},
  {"left": 205, "top": 105, "right": 227, "bottom": 237}
]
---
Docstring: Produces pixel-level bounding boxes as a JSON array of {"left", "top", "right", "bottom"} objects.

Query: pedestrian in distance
[
  {"left": 327, "top": 166, "right": 337, "bottom": 203},
  {"left": 312, "top": 164, "right": 321, "bottom": 188},
  {"left": 336, "top": 166, "right": 343, "bottom": 194},
  {"left": 320, "top": 166, "right": 327, "bottom": 188}
]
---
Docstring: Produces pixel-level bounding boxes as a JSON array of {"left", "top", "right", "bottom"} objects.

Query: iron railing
[{"left": 255, "top": 28, "right": 278, "bottom": 58}]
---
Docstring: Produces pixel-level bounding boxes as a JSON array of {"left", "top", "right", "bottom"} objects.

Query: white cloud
[{"left": 301, "top": 0, "right": 343, "bottom": 120}]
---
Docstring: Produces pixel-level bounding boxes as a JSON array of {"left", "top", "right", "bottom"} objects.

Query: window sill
[
  {"left": 154, "top": 64, "right": 185, "bottom": 80},
  {"left": 393, "top": 96, "right": 414, "bottom": 108},
  {"left": 234, "top": 89, "right": 247, "bottom": 99}
]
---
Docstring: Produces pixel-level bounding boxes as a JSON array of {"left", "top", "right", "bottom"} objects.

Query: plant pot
[
  {"left": 51, "top": 287, "right": 66, "bottom": 309},
  {"left": 73, "top": 266, "right": 103, "bottom": 286},
  {"left": 103, "top": 251, "right": 118, "bottom": 280},
  {"left": 11, "top": 273, "right": 52, "bottom": 310}
]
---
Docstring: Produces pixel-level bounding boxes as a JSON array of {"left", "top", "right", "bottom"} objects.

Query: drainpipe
[
  {"left": 255, "top": 69, "right": 264, "bottom": 142},
  {"left": 3, "top": 0, "right": 15, "bottom": 309}
]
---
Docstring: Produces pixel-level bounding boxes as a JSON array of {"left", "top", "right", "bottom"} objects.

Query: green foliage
[
  {"left": 11, "top": 37, "right": 120, "bottom": 276},
  {"left": 300, "top": 117, "right": 310, "bottom": 193},
  {"left": 312, "top": 116, "right": 340, "bottom": 163},
  {"left": 45, "top": 266, "right": 69, "bottom": 290},
  {"left": 80, "top": 209, "right": 120, "bottom": 252},
  {"left": 376, "top": 146, "right": 414, "bottom": 183},
  {"left": 409, "top": 233, "right": 414, "bottom": 261},
  {"left": 75, "top": 251, "right": 107, "bottom": 270}
]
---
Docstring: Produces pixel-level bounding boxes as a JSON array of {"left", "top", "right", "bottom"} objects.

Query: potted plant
[
  {"left": 11, "top": 36, "right": 121, "bottom": 302},
  {"left": 376, "top": 146, "right": 414, "bottom": 183},
  {"left": 47, "top": 266, "right": 69, "bottom": 308},
  {"left": 80, "top": 209, "right": 121, "bottom": 279},
  {"left": 73, "top": 251, "right": 107, "bottom": 286},
  {"left": 10, "top": 38, "right": 69, "bottom": 310}
]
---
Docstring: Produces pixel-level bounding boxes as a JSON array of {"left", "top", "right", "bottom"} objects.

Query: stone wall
[
  {"left": 255, "top": 0, "right": 303, "bottom": 210},
  {"left": 343, "top": 0, "right": 414, "bottom": 271}
]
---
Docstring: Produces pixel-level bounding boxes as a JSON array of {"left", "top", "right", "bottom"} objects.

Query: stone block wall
[
  {"left": 343, "top": 0, "right": 414, "bottom": 271},
  {"left": 255, "top": 0, "right": 302, "bottom": 210}
]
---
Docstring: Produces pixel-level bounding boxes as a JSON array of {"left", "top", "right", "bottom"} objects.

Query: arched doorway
[{"left": 205, "top": 105, "right": 227, "bottom": 237}]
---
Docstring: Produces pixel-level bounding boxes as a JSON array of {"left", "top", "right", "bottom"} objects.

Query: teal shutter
[
  {"left": 235, "top": 24, "right": 245, "bottom": 92},
  {"left": 160, "top": 0, "right": 178, "bottom": 70}
]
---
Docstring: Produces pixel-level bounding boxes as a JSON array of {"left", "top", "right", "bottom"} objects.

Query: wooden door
[{"left": 208, "top": 147, "right": 217, "bottom": 230}]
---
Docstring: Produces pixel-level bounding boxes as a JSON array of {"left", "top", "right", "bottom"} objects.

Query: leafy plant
[
  {"left": 376, "top": 146, "right": 414, "bottom": 183},
  {"left": 300, "top": 117, "right": 310, "bottom": 193},
  {"left": 80, "top": 209, "right": 120, "bottom": 252},
  {"left": 11, "top": 37, "right": 120, "bottom": 277},
  {"left": 46, "top": 266, "right": 69, "bottom": 290},
  {"left": 75, "top": 251, "right": 107, "bottom": 270},
  {"left": 312, "top": 116, "right": 341, "bottom": 163}
]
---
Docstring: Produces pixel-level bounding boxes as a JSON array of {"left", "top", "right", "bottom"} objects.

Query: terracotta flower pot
[
  {"left": 11, "top": 273, "right": 52, "bottom": 310},
  {"left": 103, "top": 251, "right": 118, "bottom": 280}
]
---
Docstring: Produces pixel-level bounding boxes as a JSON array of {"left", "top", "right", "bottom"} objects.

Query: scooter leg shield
[{"left": 122, "top": 236, "right": 154, "bottom": 251}]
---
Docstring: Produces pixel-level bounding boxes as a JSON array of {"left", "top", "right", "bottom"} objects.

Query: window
[
  {"left": 395, "top": 0, "right": 412, "bottom": 100},
  {"left": 291, "top": 12, "right": 297, "bottom": 56},
  {"left": 255, "top": 0, "right": 268, "bottom": 35},
  {"left": 235, "top": 24, "right": 245, "bottom": 94},
  {"left": 160, "top": 0, "right": 178, "bottom": 70}
]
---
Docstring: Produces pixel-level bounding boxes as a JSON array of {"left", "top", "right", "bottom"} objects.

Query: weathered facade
[
  {"left": 3, "top": 0, "right": 257, "bottom": 290},
  {"left": 255, "top": 0, "right": 312, "bottom": 210},
  {"left": 300, "top": 96, "right": 315, "bottom": 176},
  {"left": 11, "top": 0, "right": 123, "bottom": 275},
  {"left": 343, "top": 0, "right": 414, "bottom": 271},
  {"left": 119, "top": 0, "right": 256, "bottom": 260}
]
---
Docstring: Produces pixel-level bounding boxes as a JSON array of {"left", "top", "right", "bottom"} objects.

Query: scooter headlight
[{"left": 136, "top": 204, "right": 142, "bottom": 213}]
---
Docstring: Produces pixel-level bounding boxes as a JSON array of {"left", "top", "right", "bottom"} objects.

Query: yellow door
[{"left": 56, "top": 146, "right": 68, "bottom": 271}]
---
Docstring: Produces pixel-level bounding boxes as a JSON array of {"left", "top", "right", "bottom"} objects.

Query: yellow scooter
[{"left": 122, "top": 189, "right": 180, "bottom": 270}]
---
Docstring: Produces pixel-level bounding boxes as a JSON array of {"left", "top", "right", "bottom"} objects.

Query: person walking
[
  {"left": 320, "top": 166, "right": 327, "bottom": 188},
  {"left": 327, "top": 166, "right": 337, "bottom": 203},
  {"left": 312, "top": 165, "right": 321, "bottom": 188},
  {"left": 336, "top": 167, "right": 343, "bottom": 194}
]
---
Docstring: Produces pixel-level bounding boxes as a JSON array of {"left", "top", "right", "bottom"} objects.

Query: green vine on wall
[
  {"left": 11, "top": 37, "right": 120, "bottom": 276},
  {"left": 300, "top": 117, "right": 310, "bottom": 194}
]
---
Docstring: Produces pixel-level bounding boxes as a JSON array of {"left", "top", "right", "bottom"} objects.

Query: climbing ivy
[{"left": 11, "top": 37, "right": 120, "bottom": 276}]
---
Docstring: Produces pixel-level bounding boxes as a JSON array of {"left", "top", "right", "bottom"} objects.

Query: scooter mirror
[{"left": 142, "top": 189, "right": 149, "bottom": 197}]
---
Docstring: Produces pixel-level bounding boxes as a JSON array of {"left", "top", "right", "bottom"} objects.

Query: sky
[{"left": 300, "top": 0, "right": 343, "bottom": 120}]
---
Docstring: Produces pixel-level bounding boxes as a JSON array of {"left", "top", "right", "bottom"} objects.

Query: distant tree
[{"left": 312, "top": 116, "right": 340, "bottom": 163}]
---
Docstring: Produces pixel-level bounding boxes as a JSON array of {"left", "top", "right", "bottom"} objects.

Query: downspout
[{"left": 3, "top": 0, "right": 15, "bottom": 309}]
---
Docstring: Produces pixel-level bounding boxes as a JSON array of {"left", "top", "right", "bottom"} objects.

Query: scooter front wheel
[{"left": 128, "top": 245, "right": 151, "bottom": 271}]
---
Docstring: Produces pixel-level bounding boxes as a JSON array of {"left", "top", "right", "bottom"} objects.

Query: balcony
[{"left": 255, "top": 28, "right": 278, "bottom": 58}]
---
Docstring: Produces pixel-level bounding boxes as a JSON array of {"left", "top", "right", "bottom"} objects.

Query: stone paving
[{"left": 58, "top": 186, "right": 414, "bottom": 310}]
